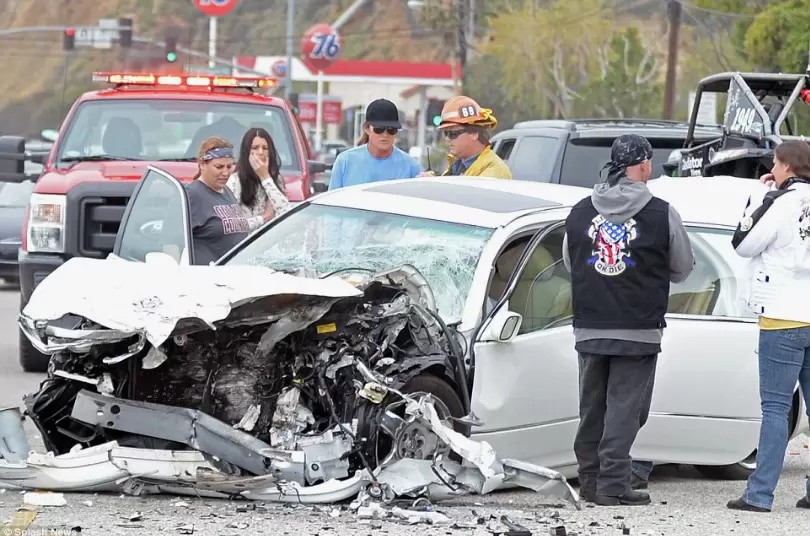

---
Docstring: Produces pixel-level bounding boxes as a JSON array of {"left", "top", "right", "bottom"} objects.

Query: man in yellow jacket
[{"left": 426, "top": 96, "right": 512, "bottom": 180}]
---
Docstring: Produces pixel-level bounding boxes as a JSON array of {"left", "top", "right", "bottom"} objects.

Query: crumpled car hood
[
  {"left": 22, "top": 253, "right": 363, "bottom": 348},
  {"left": 4, "top": 253, "right": 580, "bottom": 514}
]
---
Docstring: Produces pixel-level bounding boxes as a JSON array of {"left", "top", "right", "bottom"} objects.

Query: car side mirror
[
  {"left": 0, "top": 136, "right": 27, "bottom": 183},
  {"left": 480, "top": 304, "right": 523, "bottom": 343}
]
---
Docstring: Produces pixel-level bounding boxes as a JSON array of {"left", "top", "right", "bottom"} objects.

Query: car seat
[
  {"left": 515, "top": 245, "right": 572, "bottom": 333},
  {"left": 489, "top": 240, "right": 529, "bottom": 303},
  {"left": 102, "top": 118, "right": 143, "bottom": 159}
]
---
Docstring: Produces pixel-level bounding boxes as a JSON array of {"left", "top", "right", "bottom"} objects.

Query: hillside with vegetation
[
  {"left": 0, "top": 0, "right": 452, "bottom": 136},
  {"left": 3, "top": 0, "right": 810, "bottom": 137}
]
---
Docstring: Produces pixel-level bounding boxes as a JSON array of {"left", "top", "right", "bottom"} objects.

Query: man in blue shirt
[{"left": 328, "top": 98, "right": 422, "bottom": 189}]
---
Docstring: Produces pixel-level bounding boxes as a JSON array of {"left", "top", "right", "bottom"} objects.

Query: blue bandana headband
[{"left": 202, "top": 147, "right": 234, "bottom": 160}]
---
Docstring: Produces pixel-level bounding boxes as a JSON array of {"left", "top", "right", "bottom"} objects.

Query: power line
[
  {"left": 672, "top": 0, "right": 757, "bottom": 18},
  {"left": 549, "top": 0, "right": 663, "bottom": 30}
]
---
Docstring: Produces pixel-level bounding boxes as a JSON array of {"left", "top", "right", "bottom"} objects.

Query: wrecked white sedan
[{"left": 5, "top": 170, "right": 806, "bottom": 507}]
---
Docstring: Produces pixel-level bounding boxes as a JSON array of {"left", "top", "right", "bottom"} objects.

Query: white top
[
  {"left": 733, "top": 181, "right": 810, "bottom": 322},
  {"left": 226, "top": 173, "right": 291, "bottom": 231}
]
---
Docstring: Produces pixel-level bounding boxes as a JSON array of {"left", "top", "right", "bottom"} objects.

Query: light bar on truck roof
[{"left": 91, "top": 72, "right": 277, "bottom": 89}]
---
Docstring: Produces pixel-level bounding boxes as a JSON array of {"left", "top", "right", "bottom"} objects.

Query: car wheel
[
  {"left": 694, "top": 393, "right": 801, "bottom": 480},
  {"left": 373, "top": 374, "right": 464, "bottom": 466},
  {"left": 695, "top": 451, "right": 756, "bottom": 480},
  {"left": 402, "top": 374, "right": 465, "bottom": 418}
]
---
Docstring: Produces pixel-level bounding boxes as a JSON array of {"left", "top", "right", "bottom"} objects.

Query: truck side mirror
[
  {"left": 27, "top": 151, "right": 49, "bottom": 165},
  {"left": 307, "top": 160, "right": 330, "bottom": 174},
  {"left": 0, "top": 136, "right": 27, "bottom": 183}
]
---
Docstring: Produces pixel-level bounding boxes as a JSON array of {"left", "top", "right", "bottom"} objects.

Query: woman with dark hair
[
  {"left": 727, "top": 140, "right": 810, "bottom": 512},
  {"left": 186, "top": 136, "right": 251, "bottom": 265},
  {"left": 226, "top": 127, "right": 290, "bottom": 232}
]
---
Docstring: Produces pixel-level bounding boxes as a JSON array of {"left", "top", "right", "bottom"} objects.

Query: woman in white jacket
[
  {"left": 727, "top": 140, "right": 810, "bottom": 513},
  {"left": 227, "top": 127, "right": 291, "bottom": 232}
]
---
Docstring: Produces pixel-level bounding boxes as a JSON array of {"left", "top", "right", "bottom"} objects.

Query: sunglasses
[
  {"left": 443, "top": 128, "right": 469, "bottom": 140},
  {"left": 372, "top": 127, "right": 399, "bottom": 135}
]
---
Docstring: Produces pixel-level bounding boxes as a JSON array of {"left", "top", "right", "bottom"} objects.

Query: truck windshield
[{"left": 53, "top": 99, "right": 300, "bottom": 171}]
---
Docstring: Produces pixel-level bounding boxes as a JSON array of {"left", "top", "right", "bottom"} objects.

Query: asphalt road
[{"left": 0, "top": 288, "right": 807, "bottom": 535}]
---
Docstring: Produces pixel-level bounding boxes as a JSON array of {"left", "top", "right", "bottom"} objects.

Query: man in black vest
[{"left": 562, "top": 134, "right": 694, "bottom": 506}]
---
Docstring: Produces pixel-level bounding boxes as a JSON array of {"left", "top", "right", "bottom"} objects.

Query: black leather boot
[{"left": 594, "top": 490, "right": 651, "bottom": 506}]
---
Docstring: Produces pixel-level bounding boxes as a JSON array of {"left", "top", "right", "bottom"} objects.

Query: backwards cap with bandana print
[{"left": 600, "top": 134, "right": 653, "bottom": 186}]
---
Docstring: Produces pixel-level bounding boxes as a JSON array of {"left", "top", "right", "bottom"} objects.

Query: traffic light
[
  {"left": 426, "top": 98, "right": 445, "bottom": 127},
  {"left": 165, "top": 32, "right": 178, "bottom": 63},
  {"left": 119, "top": 17, "right": 132, "bottom": 48},
  {"left": 63, "top": 27, "right": 75, "bottom": 51}
]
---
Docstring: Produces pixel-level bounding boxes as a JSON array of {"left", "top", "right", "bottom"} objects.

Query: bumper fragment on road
[{"left": 0, "top": 391, "right": 579, "bottom": 514}]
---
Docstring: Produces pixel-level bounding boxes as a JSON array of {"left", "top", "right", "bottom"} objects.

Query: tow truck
[
  {"left": 0, "top": 71, "right": 329, "bottom": 372},
  {"left": 671, "top": 70, "right": 810, "bottom": 178}
]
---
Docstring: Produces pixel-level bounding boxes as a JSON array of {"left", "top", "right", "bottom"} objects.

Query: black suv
[{"left": 490, "top": 119, "right": 724, "bottom": 188}]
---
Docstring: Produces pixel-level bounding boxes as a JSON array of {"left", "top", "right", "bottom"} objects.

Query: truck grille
[{"left": 79, "top": 196, "right": 130, "bottom": 257}]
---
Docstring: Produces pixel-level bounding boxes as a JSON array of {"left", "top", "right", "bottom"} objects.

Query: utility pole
[
  {"left": 457, "top": 0, "right": 467, "bottom": 91},
  {"left": 662, "top": 0, "right": 682, "bottom": 119},
  {"left": 284, "top": 0, "right": 294, "bottom": 99}
]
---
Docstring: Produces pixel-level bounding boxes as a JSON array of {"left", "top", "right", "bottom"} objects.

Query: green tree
[
  {"left": 743, "top": 0, "right": 810, "bottom": 72},
  {"left": 484, "top": 0, "right": 612, "bottom": 118},
  {"left": 685, "top": 0, "right": 764, "bottom": 59},
  {"left": 576, "top": 27, "right": 665, "bottom": 118}
]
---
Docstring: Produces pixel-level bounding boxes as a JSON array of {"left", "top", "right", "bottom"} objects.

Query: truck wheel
[
  {"left": 18, "top": 294, "right": 50, "bottom": 373},
  {"left": 19, "top": 329, "right": 50, "bottom": 372}
]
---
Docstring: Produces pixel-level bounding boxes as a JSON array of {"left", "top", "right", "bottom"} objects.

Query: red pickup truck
[{"left": 0, "top": 71, "right": 328, "bottom": 372}]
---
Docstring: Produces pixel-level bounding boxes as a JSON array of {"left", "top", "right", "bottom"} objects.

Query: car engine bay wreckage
[{"left": 0, "top": 254, "right": 579, "bottom": 514}]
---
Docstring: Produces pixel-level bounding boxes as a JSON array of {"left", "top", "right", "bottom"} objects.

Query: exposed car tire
[
  {"left": 695, "top": 452, "right": 756, "bottom": 480},
  {"left": 18, "top": 295, "right": 50, "bottom": 373},
  {"left": 402, "top": 374, "right": 465, "bottom": 423},
  {"left": 371, "top": 373, "right": 465, "bottom": 466},
  {"left": 694, "top": 393, "right": 801, "bottom": 480}
]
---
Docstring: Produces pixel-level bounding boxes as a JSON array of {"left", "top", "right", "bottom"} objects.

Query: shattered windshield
[{"left": 225, "top": 204, "right": 495, "bottom": 321}]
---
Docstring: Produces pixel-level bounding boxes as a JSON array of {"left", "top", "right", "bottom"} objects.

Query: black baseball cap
[{"left": 365, "top": 99, "right": 402, "bottom": 129}]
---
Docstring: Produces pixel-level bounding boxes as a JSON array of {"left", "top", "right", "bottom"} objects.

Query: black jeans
[{"left": 574, "top": 352, "right": 658, "bottom": 497}]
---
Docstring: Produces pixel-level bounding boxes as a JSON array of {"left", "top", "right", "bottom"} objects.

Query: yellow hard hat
[{"left": 437, "top": 96, "right": 498, "bottom": 130}]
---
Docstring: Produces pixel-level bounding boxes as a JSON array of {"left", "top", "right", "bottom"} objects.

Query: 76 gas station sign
[{"left": 194, "top": 0, "right": 239, "bottom": 17}]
